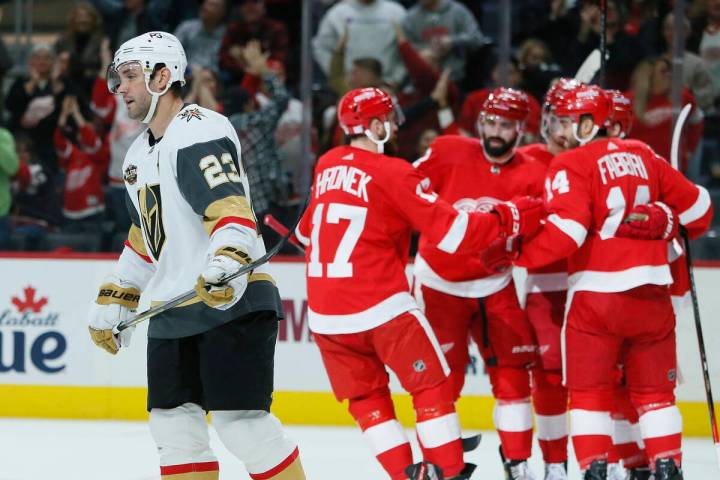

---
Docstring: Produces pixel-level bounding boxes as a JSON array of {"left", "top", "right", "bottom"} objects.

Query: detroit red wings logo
[
  {"left": 453, "top": 196, "right": 501, "bottom": 213},
  {"left": 11, "top": 286, "right": 48, "bottom": 313},
  {"left": 178, "top": 108, "right": 205, "bottom": 122}
]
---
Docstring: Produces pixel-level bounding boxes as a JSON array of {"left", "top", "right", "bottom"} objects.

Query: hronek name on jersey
[{"left": 315, "top": 165, "right": 372, "bottom": 202}]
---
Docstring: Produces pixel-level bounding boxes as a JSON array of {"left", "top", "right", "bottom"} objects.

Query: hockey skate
[
  {"left": 500, "top": 446, "right": 537, "bottom": 480},
  {"left": 406, "top": 462, "right": 443, "bottom": 480},
  {"left": 544, "top": 462, "right": 567, "bottom": 480},
  {"left": 625, "top": 466, "right": 651, "bottom": 479},
  {"left": 652, "top": 458, "right": 683, "bottom": 480},
  {"left": 462, "top": 434, "right": 482, "bottom": 452},
  {"left": 606, "top": 462, "right": 625, "bottom": 480},
  {"left": 583, "top": 460, "right": 608, "bottom": 480}
]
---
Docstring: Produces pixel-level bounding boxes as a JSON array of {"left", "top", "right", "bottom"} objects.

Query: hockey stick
[
  {"left": 263, "top": 214, "right": 305, "bottom": 254},
  {"left": 575, "top": 49, "right": 601, "bottom": 84},
  {"left": 115, "top": 200, "right": 309, "bottom": 333},
  {"left": 598, "top": 0, "right": 607, "bottom": 87},
  {"left": 671, "top": 103, "right": 720, "bottom": 466}
]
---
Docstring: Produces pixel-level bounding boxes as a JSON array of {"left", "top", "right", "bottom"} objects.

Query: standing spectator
[
  {"left": 103, "top": 0, "right": 167, "bottom": 49},
  {"left": 184, "top": 66, "right": 224, "bottom": 111},
  {"left": 662, "top": 12, "right": 715, "bottom": 112},
  {"left": 6, "top": 44, "right": 64, "bottom": 174},
  {"left": 628, "top": 57, "right": 704, "bottom": 173},
  {"left": 0, "top": 128, "right": 18, "bottom": 249},
  {"left": 54, "top": 2, "right": 106, "bottom": 93},
  {"left": 313, "top": 0, "right": 407, "bottom": 86},
  {"left": 225, "top": 41, "right": 289, "bottom": 220},
  {"left": 516, "top": 38, "right": 561, "bottom": 103},
  {"left": 174, "top": 0, "right": 227, "bottom": 73},
  {"left": 219, "top": 0, "right": 289, "bottom": 83},
  {"left": 402, "top": 0, "right": 484, "bottom": 82},
  {"left": 699, "top": 0, "right": 720, "bottom": 107},
  {"left": 54, "top": 96, "right": 109, "bottom": 231}
]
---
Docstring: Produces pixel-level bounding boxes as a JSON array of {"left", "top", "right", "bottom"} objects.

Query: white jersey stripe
[
  {"left": 408, "top": 309, "right": 451, "bottom": 376},
  {"left": 547, "top": 214, "right": 587, "bottom": 247},
  {"left": 437, "top": 211, "right": 469, "bottom": 254},
  {"left": 679, "top": 185, "right": 711, "bottom": 225}
]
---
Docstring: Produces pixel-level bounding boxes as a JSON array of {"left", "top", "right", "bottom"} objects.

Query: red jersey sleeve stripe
[
  {"left": 123, "top": 240, "right": 153, "bottom": 264},
  {"left": 211, "top": 216, "right": 257, "bottom": 235},
  {"left": 546, "top": 214, "right": 587, "bottom": 247}
]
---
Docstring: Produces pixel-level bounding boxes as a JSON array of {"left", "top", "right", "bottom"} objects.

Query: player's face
[
  {"left": 607, "top": 122, "right": 623, "bottom": 138},
  {"left": 110, "top": 61, "right": 151, "bottom": 121},
  {"left": 480, "top": 115, "right": 520, "bottom": 159},
  {"left": 548, "top": 115, "right": 578, "bottom": 149}
]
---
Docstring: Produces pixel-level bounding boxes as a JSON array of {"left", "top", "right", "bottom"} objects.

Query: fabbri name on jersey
[
  {"left": 315, "top": 165, "right": 373, "bottom": 202},
  {"left": 597, "top": 152, "right": 649, "bottom": 185}
]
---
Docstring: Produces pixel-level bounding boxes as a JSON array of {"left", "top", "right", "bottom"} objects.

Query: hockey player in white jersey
[{"left": 86, "top": 32, "right": 306, "bottom": 480}]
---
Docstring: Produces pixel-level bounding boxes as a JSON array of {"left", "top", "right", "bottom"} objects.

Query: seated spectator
[
  {"left": 516, "top": 38, "right": 561, "bottom": 103},
  {"left": 6, "top": 44, "right": 65, "bottom": 174},
  {"left": 54, "top": 2, "right": 105, "bottom": 94},
  {"left": 698, "top": 0, "right": 720, "bottom": 107},
  {"left": 219, "top": 0, "right": 289, "bottom": 84},
  {"left": 54, "top": 96, "right": 109, "bottom": 231},
  {"left": 313, "top": 0, "right": 407, "bottom": 87},
  {"left": 402, "top": 0, "right": 485, "bottom": 82},
  {"left": 90, "top": 38, "right": 143, "bottom": 234},
  {"left": 628, "top": 57, "right": 704, "bottom": 173},
  {"left": 0, "top": 128, "right": 18, "bottom": 249},
  {"left": 10, "top": 133, "right": 58, "bottom": 228},
  {"left": 661, "top": 12, "right": 715, "bottom": 112},
  {"left": 174, "top": 0, "right": 227, "bottom": 73},
  {"left": 225, "top": 41, "right": 289, "bottom": 219}
]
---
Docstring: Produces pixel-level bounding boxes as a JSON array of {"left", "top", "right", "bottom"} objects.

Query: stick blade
[{"left": 575, "top": 49, "right": 601, "bottom": 83}]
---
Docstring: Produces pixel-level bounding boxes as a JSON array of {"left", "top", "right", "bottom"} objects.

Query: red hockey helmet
[
  {"left": 481, "top": 87, "right": 531, "bottom": 123},
  {"left": 553, "top": 84, "right": 611, "bottom": 144},
  {"left": 544, "top": 78, "right": 583, "bottom": 111},
  {"left": 338, "top": 87, "right": 395, "bottom": 136},
  {"left": 604, "top": 89, "right": 634, "bottom": 138}
]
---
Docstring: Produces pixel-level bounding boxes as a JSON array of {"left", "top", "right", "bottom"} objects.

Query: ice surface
[{"left": 0, "top": 419, "right": 717, "bottom": 479}]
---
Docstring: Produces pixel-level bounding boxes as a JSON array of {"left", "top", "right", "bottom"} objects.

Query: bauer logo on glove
[
  {"left": 195, "top": 246, "right": 251, "bottom": 310},
  {"left": 87, "top": 276, "right": 140, "bottom": 355}
]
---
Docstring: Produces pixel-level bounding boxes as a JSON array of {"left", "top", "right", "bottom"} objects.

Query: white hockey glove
[
  {"left": 195, "top": 246, "right": 251, "bottom": 310},
  {"left": 88, "top": 276, "right": 140, "bottom": 355}
]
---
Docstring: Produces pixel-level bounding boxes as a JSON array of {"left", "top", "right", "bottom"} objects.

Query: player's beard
[
  {"left": 128, "top": 95, "right": 151, "bottom": 121},
  {"left": 483, "top": 135, "right": 516, "bottom": 159}
]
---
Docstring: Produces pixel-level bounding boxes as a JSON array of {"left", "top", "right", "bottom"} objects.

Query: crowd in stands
[{"left": 0, "top": 0, "right": 719, "bottom": 255}]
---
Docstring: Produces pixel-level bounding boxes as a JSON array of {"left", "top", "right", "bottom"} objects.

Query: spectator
[
  {"left": 90, "top": 38, "right": 143, "bottom": 233},
  {"left": 568, "top": 0, "right": 646, "bottom": 90},
  {"left": 184, "top": 66, "right": 224, "bottom": 111},
  {"left": 661, "top": 12, "right": 715, "bottom": 112},
  {"left": 0, "top": 128, "right": 18, "bottom": 249},
  {"left": 219, "top": 0, "right": 289, "bottom": 83},
  {"left": 6, "top": 44, "right": 65, "bottom": 174},
  {"left": 54, "top": 96, "right": 109, "bottom": 231},
  {"left": 54, "top": 2, "right": 105, "bottom": 93},
  {"left": 103, "top": 0, "right": 167, "bottom": 49},
  {"left": 174, "top": 0, "right": 227, "bottom": 73},
  {"left": 402, "top": 0, "right": 484, "bottom": 82},
  {"left": 10, "top": 134, "right": 58, "bottom": 228},
  {"left": 628, "top": 57, "right": 704, "bottom": 173},
  {"left": 516, "top": 37, "right": 562, "bottom": 103},
  {"left": 328, "top": 29, "right": 384, "bottom": 96},
  {"left": 698, "top": 0, "right": 720, "bottom": 107},
  {"left": 313, "top": 0, "right": 407, "bottom": 86},
  {"left": 225, "top": 41, "right": 290, "bottom": 219}
]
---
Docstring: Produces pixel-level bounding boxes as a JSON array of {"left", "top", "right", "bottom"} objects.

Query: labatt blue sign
[{"left": 0, "top": 286, "right": 66, "bottom": 373}]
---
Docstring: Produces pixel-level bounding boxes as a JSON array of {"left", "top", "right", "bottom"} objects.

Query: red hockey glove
[
  {"left": 481, "top": 236, "right": 521, "bottom": 273},
  {"left": 491, "top": 196, "right": 544, "bottom": 238},
  {"left": 616, "top": 202, "right": 677, "bottom": 240}
]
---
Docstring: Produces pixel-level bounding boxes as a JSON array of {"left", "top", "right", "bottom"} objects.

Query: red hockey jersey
[
  {"left": 297, "top": 145, "right": 507, "bottom": 334},
  {"left": 516, "top": 138, "right": 712, "bottom": 295},
  {"left": 412, "top": 135, "right": 546, "bottom": 297},
  {"left": 517, "top": 143, "right": 569, "bottom": 294}
]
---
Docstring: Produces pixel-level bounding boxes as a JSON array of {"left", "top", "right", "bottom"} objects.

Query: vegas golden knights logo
[{"left": 138, "top": 184, "right": 166, "bottom": 260}]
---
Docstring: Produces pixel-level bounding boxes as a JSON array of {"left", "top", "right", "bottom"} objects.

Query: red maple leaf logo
[{"left": 11, "top": 286, "right": 48, "bottom": 313}]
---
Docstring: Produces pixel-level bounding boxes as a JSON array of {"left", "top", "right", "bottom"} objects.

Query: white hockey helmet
[{"left": 107, "top": 31, "right": 187, "bottom": 123}]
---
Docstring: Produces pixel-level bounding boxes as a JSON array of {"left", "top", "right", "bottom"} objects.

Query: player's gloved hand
[
  {"left": 491, "top": 196, "right": 544, "bottom": 238},
  {"left": 87, "top": 276, "right": 140, "bottom": 355},
  {"left": 195, "top": 246, "right": 251, "bottom": 310},
  {"left": 617, "top": 202, "right": 677, "bottom": 240},
  {"left": 481, "top": 236, "right": 521, "bottom": 273}
]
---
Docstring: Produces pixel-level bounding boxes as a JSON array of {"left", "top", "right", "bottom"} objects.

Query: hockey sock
[
  {"left": 160, "top": 462, "right": 220, "bottom": 479},
  {"left": 489, "top": 366, "right": 533, "bottom": 461},
  {"left": 532, "top": 369, "right": 569, "bottom": 463},
  {"left": 413, "top": 385, "right": 463, "bottom": 478},
  {"left": 349, "top": 393, "right": 413, "bottom": 480},
  {"left": 631, "top": 392, "right": 682, "bottom": 468},
  {"left": 612, "top": 386, "right": 648, "bottom": 468},
  {"left": 569, "top": 389, "right": 613, "bottom": 470}
]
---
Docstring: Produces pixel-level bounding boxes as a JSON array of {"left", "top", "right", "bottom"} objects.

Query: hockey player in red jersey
[
  {"left": 514, "top": 78, "right": 584, "bottom": 480},
  {"left": 412, "top": 87, "right": 546, "bottom": 480},
  {"left": 296, "top": 87, "right": 544, "bottom": 480},
  {"left": 509, "top": 84, "right": 712, "bottom": 480}
]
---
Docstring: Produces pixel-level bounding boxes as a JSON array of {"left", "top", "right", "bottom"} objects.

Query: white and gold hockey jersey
[{"left": 120, "top": 104, "right": 282, "bottom": 339}]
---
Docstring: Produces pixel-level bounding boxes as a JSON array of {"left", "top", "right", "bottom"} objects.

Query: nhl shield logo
[
  {"left": 124, "top": 164, "right": 137, "bottom": 185},
  {"left": 413, "top": 359, "right": 426, "bottom": 373},
  {"left": 668, "top": 369, "right": 676, "bottom": 382}
]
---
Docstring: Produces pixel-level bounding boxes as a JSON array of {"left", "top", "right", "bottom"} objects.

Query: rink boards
[{"left": 0, "top": 253, "right": 718, "bottom": 436}]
